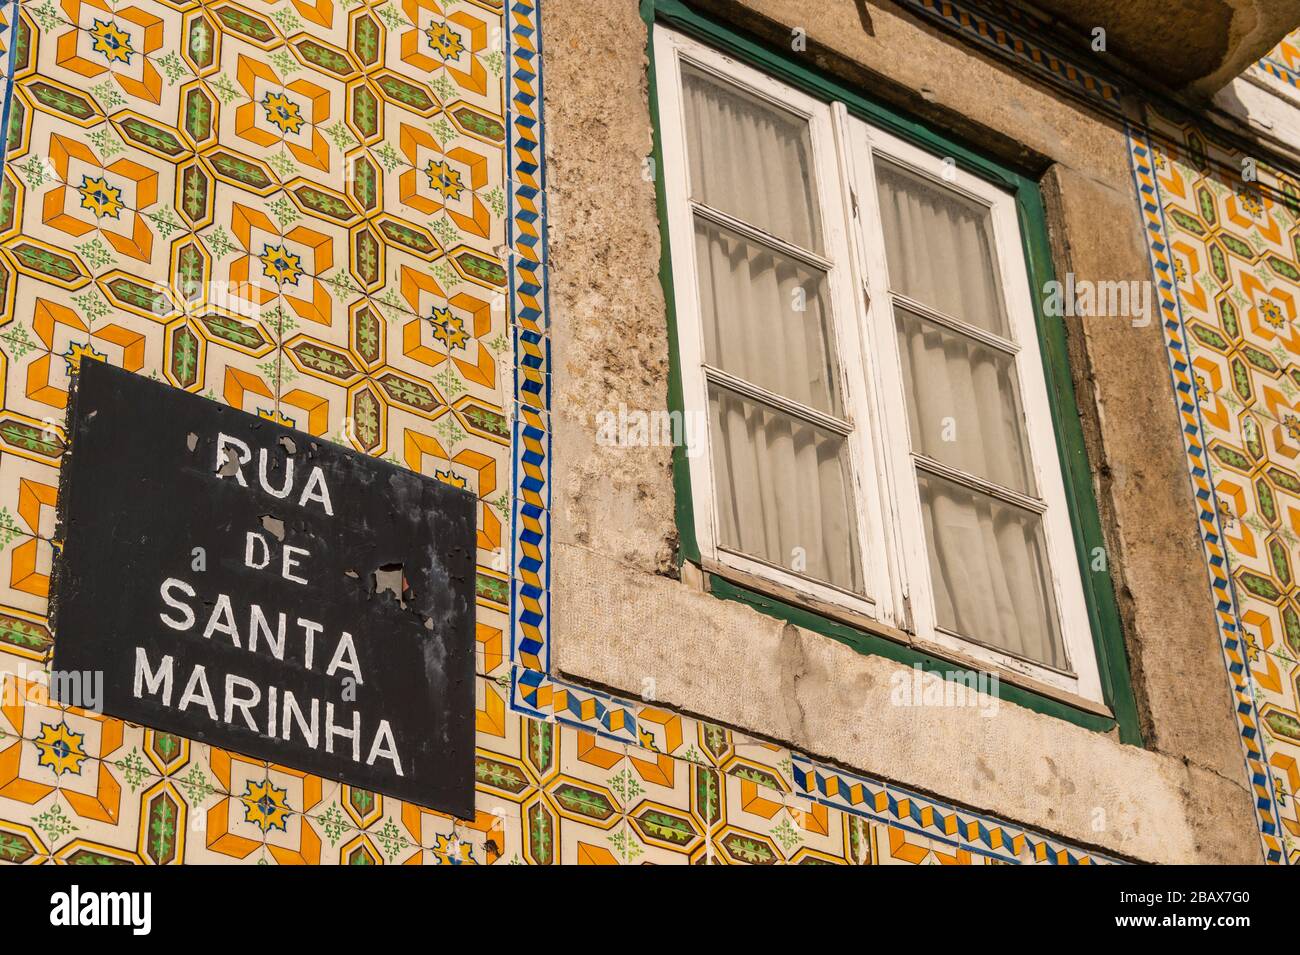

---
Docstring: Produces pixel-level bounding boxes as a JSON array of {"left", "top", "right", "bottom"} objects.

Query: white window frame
[
  {"left": 654, "top": 24, "right": 1105, "bottom": 706},
  {"left": 654, "top": 28, "right": 897, "bottom": 626}
]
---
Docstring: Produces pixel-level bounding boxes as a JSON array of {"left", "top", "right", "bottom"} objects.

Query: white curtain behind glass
[
  {"left": 876, "top": 160, "right": 1066, "bottom": 668},
  {"left": 683, "top": 65, "right": 861, "bottom": 593},
  {"left": 875, "top": 159, "right": 1008, "bottom": 336},
  {"left": 682, "top": 64, "right": 823, "bottom": 253}
]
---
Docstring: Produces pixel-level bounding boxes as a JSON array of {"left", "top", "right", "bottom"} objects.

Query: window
[{"left": 654, "top": 26, "right": 1104, "bottom": 704}]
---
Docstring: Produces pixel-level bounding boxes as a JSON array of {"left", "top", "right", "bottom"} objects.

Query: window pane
[
  {"left": 709, "top": 385, "right": 862, "bottom": 592},
  {"left": 874, "top": 158, "right": 1008, "bottom": 337},
  {"left": 681, "top": 62, "right": 823, "bottom": 253},
  {"left": 895, "top": 305, "right": 1035, "bottom": 494},
  {"left": 917, "top": 471, "right": 1065, "bottom": 669},
  {"left": 695, "top": 216, "right": 841, "bottom": 415}
]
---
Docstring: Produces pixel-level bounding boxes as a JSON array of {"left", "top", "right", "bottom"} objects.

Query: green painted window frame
[{"left": 640, "top": 0, "right": 1142, "bottom": 743}]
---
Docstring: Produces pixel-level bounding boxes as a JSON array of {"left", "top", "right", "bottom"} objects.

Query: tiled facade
[
  {"left": 1131, "top": 109, "right": 1300, "bottom": 866},
  {"left": 0, "top": 0, "right": 1288, "bottom": 865}
]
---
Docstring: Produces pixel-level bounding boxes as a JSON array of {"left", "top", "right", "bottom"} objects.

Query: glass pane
[
  {"left": 709, "top": 385, "right": 862, "bottom": 593},
  {"left": 895, "top": 305, "right": 1034, "bottom": 494},
  {"left": 695, "top": 216, "right": 841, "bottom": 415},
  {"left": 874, "top": 158, "right": 1009, "bottom": 337},
  {"left": 917, "top": 471, "right": 1065, "bottom": 669},
  {"left": 681, "top": 62, "right": 823, "bottom": 253}
]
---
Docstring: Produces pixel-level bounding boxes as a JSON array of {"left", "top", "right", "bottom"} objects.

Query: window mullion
[
  {"left": 703, "top": 365, "right": 852, "bottom": 435},
  {"left": 889, "top": 292, "right": 1020, "bottom": 356},
  {"left": 689, "top": 201, "right": 835, "bottom": 272},
  {"left": 912, "top": 453, "right": 1048, "bottom": 514}
]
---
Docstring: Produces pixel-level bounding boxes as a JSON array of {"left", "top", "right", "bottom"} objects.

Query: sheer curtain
[
  {"left": 682, "top": 64, "right": 822, "bottom": 252},
  {"left": 683, "top": 65, "right": 861, "bottom": 593},
  {"left": 877, "top": 160, "right": 1065, "bottom": 668},
  {"left": 875, "top": 160, "right": 1009, "bottom": 334}
]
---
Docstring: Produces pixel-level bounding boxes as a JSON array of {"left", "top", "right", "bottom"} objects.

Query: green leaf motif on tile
[
  {"left": 34, "top": 803, "right": 77, "bottom": 843},
  {"left": 157, "top": 51, "right": 191, "bottom": 86},
  {"left": 472, "top": 752, "right": 524, "bottom": 789},
  {"left": 1, "top": 323, "right": 37, "bottom": 360},
  {"left": 1270, "top": 537, "right": 1292, "bottom": 586},
  {"left": 376, "top": 818, "right": 406, "bottom": 858},
  {"left": 1220, "top": 299, "right": 1240, "bottom": 339},
  {"left": 373, "top": 141, "right": 402, "bottom": 172},
  {"left": 31, "top": 1, "right": 60, "bottom": 32},
  {"left": 1220, "top": 233, "right": 1255, "bottom": 259},
  {"left": 208, "top": 73, "right": 242, "bottom": 105},
  {"left": 1208, "top": 243, "right": 1229, "bottom": 284},
  {"left": 206, "top": 226, "right": 237, "bottom": 260},
  {"left": 295, "top": 343, "right": 355, "bottom": 379},
  {"left": 0, "top": 832, "right": 36, "bottom": 863},
  {"left": 771, "top": 816, "right": 801, "bottom": 852},
  {"left": 75, "top": 236, "right": 116, "bottom": 270},
  {"left": 608, "top": 767, "right": 643, "bottom": 804},
  {"left": 431, "top": 74, "right": 456, "bottom": 102},
  {"left": 1283, "top": 603, "right": 1300, "bottom": 657},
  {"left": 0, "top": 508, "right": 22, "bottom": 549},
  {"left": 30, "top": 82, "right": 96, "bottom": 120},
  {"left": 433, "top": 364, "right": 464, "bottom": 399},
  {"left": 15, "top": 155, "right": 51, "bottom": 190},
  {"left": 87, "top": 125, "right": 124, "bottom": 160},
  {"left": 269, "top": 49, "right": 301, "bottom": 76},
  {"left": 201, "top": 314, "right": 267, "bottom": 350},
  {"left": 1189, "top": 322, "right": 1229, "bottom": 352},
  {"left": 1257, "top": 478, "right": 1278, "bottom": 524},
  {"left": 527, "top": 801, "right": 553, "bottom": 864},
  {"left": 635, "top": 809, "right": 695, "bottom": 846},
  {"left": 1238, "top": 570, "right": 1282, "bottom": 601},
  {"left": 430, "top": 260, "right": 458, "bottom": 291},
  {"left": 146, "top": 206, "right": 183, "bottom": 240},
  {"left": 433, "top": 414, "right": 464, "bottom": 449},
  {"left": 267, "top": 195, "right": 300, "bottom": 228},
  {"left": 72, "top": 290, "right": 110, "bottom": 325},
  {"left": 1196, "top": 186, "right": 1217, "bottom": 226},
  {"left": 0, "top": 420, "right": 62, "bottom": 458},
  {"left": 324, "top": 270, "right": 360, "bottom": 300},
  {"left": 316, "top": 803, "right": 347, "bottom": 845},
  {"left": 1267, "top": 256, "right": 1300, "bottom": 282},
  {"left": 1168, "top": 209, "right": 1206, "bottom": 236},
  {"left": 267, "top": 151, "right": 297, "bottom": 179},
  {"left": 296, "top": 38, "right": 351, "bottom": 75},
  {"left": 476, "top": 572, "right": 507, "bottom": 604},
  {"left": 269, "top": 6, "right": 304, "bottom": 34},
  {"left": 179, "top": 764, "right": 214, "bottom": 805},
  {"left": 146, "top": 792, "right": 179, "bottom": 864},
  {"left": 170, "top": 326, "right": 200, "bottom": 388},
  {"left": 608, "top": 828, "right": 643, "bottom": 862},
  {"left": 722, "top": 834, "right": 776, "bottom": 864},
  {"left": 114, "top": 748, "right": 148, "bottom": 795},
  {"left": 323, "top": 121, "right": 358, "bottom": 152},
  {"left": 0, "top": 613, "right": 52, "bottom": 652},
  {"left": 552, "top": 783, "right": 616, "bottom": 821},
  {"left": 374, "top": 3, "right": 411, "bottom": 30},
  {"left": 1264, "top": 709, "right": 1300, "bottom": 742}
]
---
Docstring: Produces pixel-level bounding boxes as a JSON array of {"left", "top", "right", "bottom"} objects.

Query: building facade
[{"left": 0, "top": 0, "right": 1297, "bottom": 865}]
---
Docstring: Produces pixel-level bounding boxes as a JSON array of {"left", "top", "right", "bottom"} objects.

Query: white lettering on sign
[
  {"left": 126, "top": 427, "right": 405, "bottom": 780},
  {"left": 215, "top": 433, "right": 335, "bottom": 515}
]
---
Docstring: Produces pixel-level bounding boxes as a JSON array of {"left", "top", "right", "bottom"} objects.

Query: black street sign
[{"left": 51, "top": 360, "right": 477, "bottom": 818}]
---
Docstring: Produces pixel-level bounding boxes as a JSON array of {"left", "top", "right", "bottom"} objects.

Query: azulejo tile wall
[
  {"left": 1130, "top": 112, "right": 1300, "bottom": 866},
  {"left": 0, "top": 0, "right": 1118, "bottom": 865}
]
